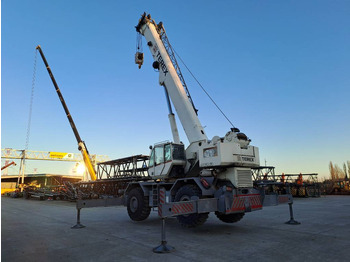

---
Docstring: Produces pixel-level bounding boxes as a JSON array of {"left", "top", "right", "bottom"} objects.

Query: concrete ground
[{"left": 1, "top": 195, "right": 349, "bottom": 262}]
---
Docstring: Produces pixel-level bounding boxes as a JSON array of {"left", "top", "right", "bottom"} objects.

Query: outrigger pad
[
  {"left": 71, "top": 223, "right": 86, "bottom": 229},
  {"left": 285, "top": 202, "right": 300, "bottom": 225},
  {"left": 285, "top": 219, "right": 301, "bottom": 225},
  {"left": 153, "top": 241, "right": 175, "bottom": 253}
]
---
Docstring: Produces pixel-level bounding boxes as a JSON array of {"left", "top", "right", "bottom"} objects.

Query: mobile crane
[
  {"left": 36, "top": 45, "right": 97, "bottom": 181},
  {"left": 122, "top": 13, "right": 283, "bottom": 228},
  {"left": 71, "top": 14, "right": 298, "bottom": 253}
]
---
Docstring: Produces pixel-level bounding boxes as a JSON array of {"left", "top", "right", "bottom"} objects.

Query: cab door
[
  {"left": 148, "top": 145, "right": 165, "bottom": 177},
  {"left": 154, "top": 145, "right": 165, "bottom": 177},
  {"left": 148, "top": 149, "right": 156, "bottom": 177}
]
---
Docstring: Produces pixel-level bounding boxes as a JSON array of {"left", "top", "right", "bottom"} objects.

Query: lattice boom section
[
  {"left": 96, "top": 155, "right": 150, "bottom": 180},
  {"left": 75, "top": 179, "right": 131, "bottom": 198},
  {"left": 1, "top": 148, "right": 109, "bottom": 163}
]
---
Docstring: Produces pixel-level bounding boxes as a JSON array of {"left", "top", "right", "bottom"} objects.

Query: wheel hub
[{"left": 130, "top": 196, "right": 139, "bottom": 212}]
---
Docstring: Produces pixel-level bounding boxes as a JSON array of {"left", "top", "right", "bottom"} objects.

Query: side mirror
[{"left": 149, "top": 145, "right": 153, "bottom": 150}]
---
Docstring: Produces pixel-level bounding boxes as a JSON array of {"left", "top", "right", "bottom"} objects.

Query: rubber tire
[
  {"left": 174, "top": 184, "right": 209, "bottom": 228},
  {"left": 127, "top": 187, "right": 151, "bottom": 221},
  {"left": 215, "top": 212, "right": 245, "bottom": 223},
  {"left": 24, "top": 192, "right": 31, "bottom": 199}
]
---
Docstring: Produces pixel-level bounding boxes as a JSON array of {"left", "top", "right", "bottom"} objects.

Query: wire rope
[
  {"left": 25, "top": 49, "right": 38, "bottom": 151},
  {"left": 173, "top": 49, "right": 236, "bottom": 129},
  {"left": 20, "top": 48, "right": 38, "bottom": 179}
]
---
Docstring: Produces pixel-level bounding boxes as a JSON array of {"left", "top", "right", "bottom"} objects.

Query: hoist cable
[
  {"left": 25, "top": 48, "right": 37, "bottom": 151},
  {"left": 136, "top": 32, "right": 143, "bottom": 52},
  {"left": 173, "top": 49, "right": 236, "bottom": 129},
  {"left": 17, "top": 48, "right": 37, "bottom": 184},
  {"left": 20, "top": 48, "right": 37, "bottom": 179}
]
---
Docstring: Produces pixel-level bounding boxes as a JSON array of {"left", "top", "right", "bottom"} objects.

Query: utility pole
[{"left": 17, "top": 150, "right": 26, "bottom": 191}]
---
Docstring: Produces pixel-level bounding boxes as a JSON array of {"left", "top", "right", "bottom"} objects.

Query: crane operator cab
[{"left": 148, "top": 142, "right": 186, "bottom": 179}]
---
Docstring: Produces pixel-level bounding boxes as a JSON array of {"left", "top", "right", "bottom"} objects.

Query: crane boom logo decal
[{"left": 156, "top": 51, "right": 168, "bottom": 76}]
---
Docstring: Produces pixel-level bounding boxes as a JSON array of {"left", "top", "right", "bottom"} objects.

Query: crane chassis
[
  {"left": 58, "top": 12, "right": 299, "bottom": 252},
  {"left": 73, "top": 13, "right": 298, "bottom": 231}
]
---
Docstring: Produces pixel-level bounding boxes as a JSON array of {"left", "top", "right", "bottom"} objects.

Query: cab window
[
  {"left": 164, "top": 144, "right": 171, "bottom": 162},
  {"left": 155, "top": 146, "right": 164, "bottom": 165},
  {"left": 172, "top": 144, "right": 185, "bottom": 160},
  {"left": 149, "top": 149, "right": 155, "bottom": 167}
]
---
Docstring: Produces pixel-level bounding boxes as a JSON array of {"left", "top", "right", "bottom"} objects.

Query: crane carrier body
[
  {"left": 73, "top": 13, "right": 295, "bottom": 230},
  {"left": 36, "top": 13, "right": 297, "bottom": 238},
  {"left": 121, "top": 13, "right": 266, "bottom": 227}
]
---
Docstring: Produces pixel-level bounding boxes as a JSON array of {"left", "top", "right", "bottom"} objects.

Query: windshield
[
  {"left": 155, "top": 146, "right": 164, "bottom": 165},
  {"left": 165, "top": 144, "right": 171, "bottom": 162},
  {"left": 149, "top": 149, "right": 155, "bottom": 167}
]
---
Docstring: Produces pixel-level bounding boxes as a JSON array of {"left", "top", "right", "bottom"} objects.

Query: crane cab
[{"left": 148, "top": 142, "right": 186, "bottom": 179}]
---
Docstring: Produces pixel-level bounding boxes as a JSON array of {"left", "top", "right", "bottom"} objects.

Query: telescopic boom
[{"left": 36, "top": 45, "right": 97, "bottom": 181}]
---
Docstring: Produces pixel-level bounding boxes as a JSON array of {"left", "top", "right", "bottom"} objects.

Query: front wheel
[
  {"left": 127, "top": 187, "right": 151, "bottom": 221},
  {"left": 215, "top": 212, "right": 245, "bottom": 223},
  {"left": 174, "top": 184, "right": 209, "bottom": 228}
]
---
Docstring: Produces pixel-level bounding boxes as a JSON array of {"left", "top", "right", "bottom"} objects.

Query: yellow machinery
[{"left": 36, "top": 45, "right": 97, "bottom": 181}]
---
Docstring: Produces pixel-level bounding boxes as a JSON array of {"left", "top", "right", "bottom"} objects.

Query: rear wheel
[
  {"left": 23, "top": 191, "right": 30, "bottom": 199},
  {"left": 215, "top": 212, "right": 245, "bottom": 223},
  {"left": 127, "top": 187, "right": 151, "bottom": 221},
  {"left": 174, "top": 184, "right": 209, "bottom": 228}
]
